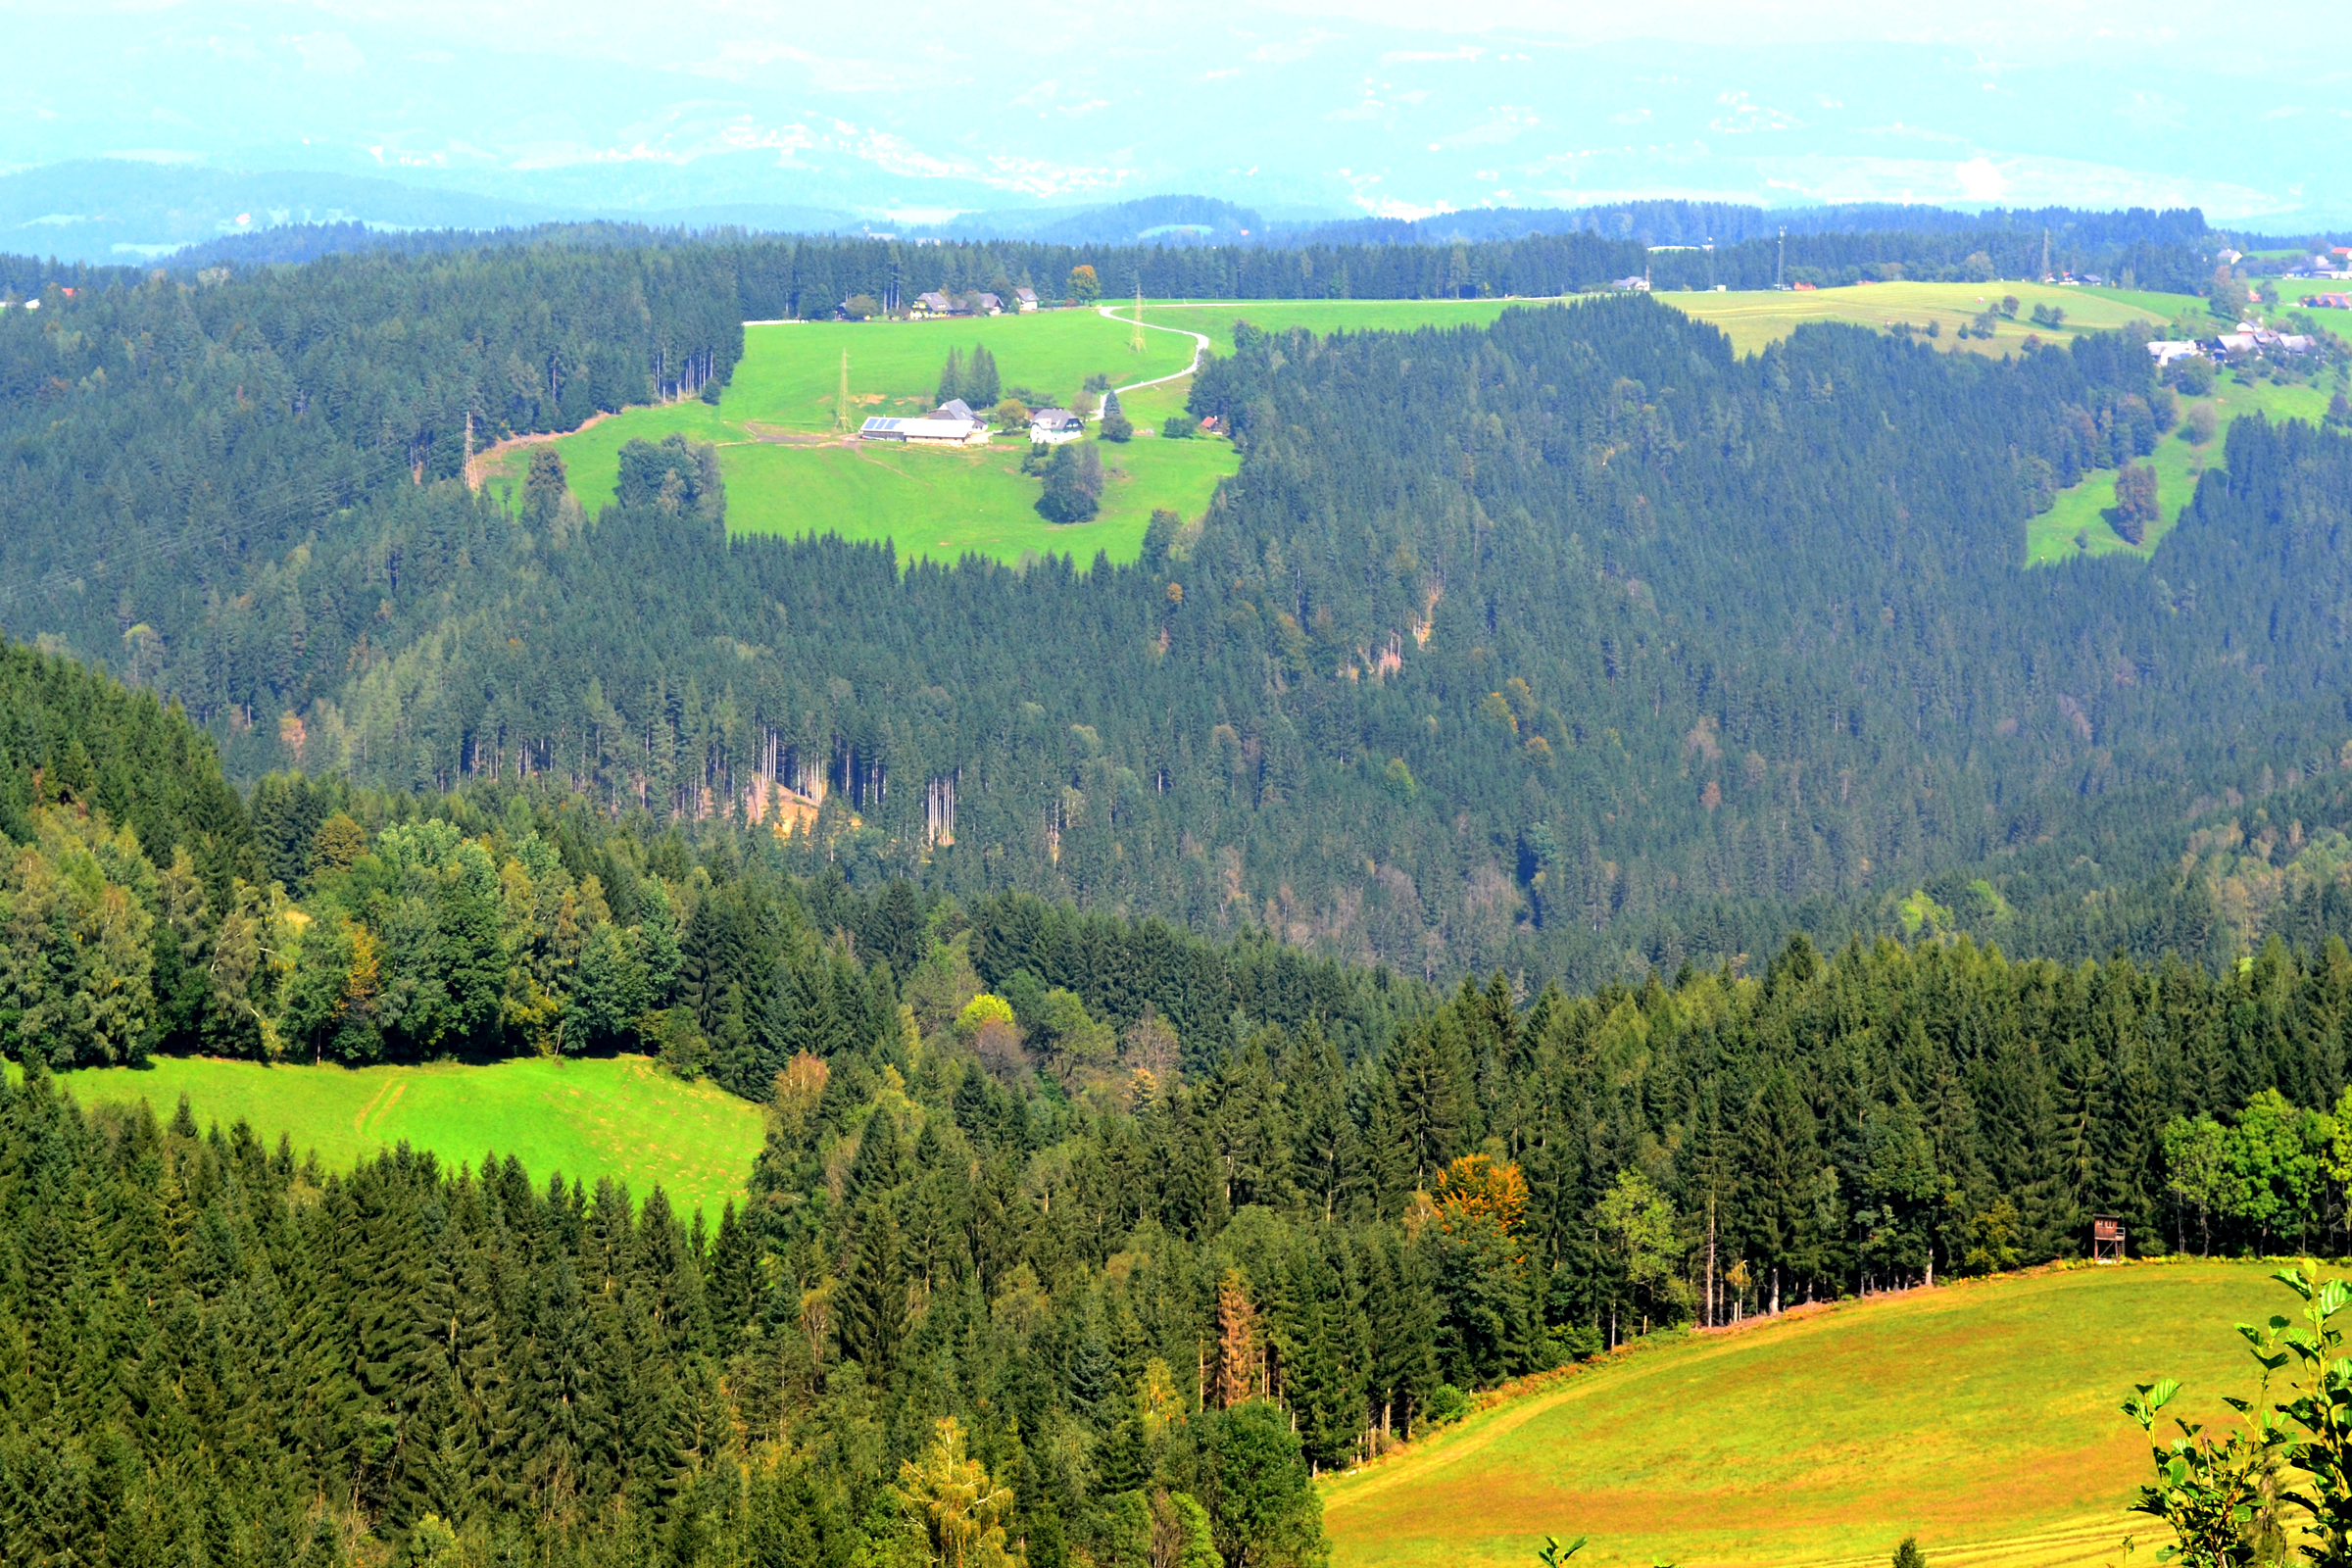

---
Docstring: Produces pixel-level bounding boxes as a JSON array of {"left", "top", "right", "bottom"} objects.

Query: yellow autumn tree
[
  {"left": 892, "top": 1415, "right": 1022, "bottom": 1568},
  {"left": 1431, "top": 1153, "right": 1528, "bottom": 1238}
]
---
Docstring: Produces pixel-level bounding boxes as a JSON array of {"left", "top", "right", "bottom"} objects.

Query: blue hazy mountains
[{"left": 4, "top": 1, "right": 2340, "bottom": 260}]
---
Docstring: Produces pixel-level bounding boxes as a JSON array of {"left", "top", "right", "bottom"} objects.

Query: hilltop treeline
[{"left": 720, "top": 222, "right": 2211, "bottom": 314}]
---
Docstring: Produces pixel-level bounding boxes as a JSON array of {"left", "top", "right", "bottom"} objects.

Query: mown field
[
  {"left": 1666, "top": 279, "right": 2194, "bottom": 357},
  {"left": 478, "top": 307, "right": 1221, "bottom": 569},
  {"left": 1322, "top": 1262, "right": 2283, "bottom": 1568},
  {"left": 36, "top": 1054, "right": 766, "bottom": 1223}
]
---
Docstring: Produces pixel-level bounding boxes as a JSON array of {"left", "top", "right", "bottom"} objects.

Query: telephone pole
[{"left": 1775, "top": 226, "right": 1786, "bottom": 290}]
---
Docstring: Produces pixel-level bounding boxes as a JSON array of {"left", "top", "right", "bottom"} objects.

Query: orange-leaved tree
[
  {"left": 1214, "top": 1268, "right": 1262, "bottom": 1408},
  {"left": 1432, "top": 1153, "right": 1529, "bottom": 1240}
]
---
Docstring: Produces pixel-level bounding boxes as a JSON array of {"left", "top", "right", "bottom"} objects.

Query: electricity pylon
[
  {"left": 1132, "top": 280, "right": 1146, "bottom": 353},
  {"left": 836, "top": 348, "right": 850, "bottom": 433}
]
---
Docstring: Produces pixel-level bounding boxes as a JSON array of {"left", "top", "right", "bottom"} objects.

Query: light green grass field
[
  {"left": 477, "top": 308, "right": 1227, "bottom": 569},
  {"left": 1142, "top": 298, "right": 1535, "bottom": 356},
  {"left": 2027, "top": 368, "right": 2342, "bottom": 564},
  {"left": 39, "top": 1054, "right": 766, "bottom": 1223},
  {"left": 723, "top": 428, "right": 1238, "bottom": 564},
  {"left": 1323, "top": 1262, "right": 2284, "bottom": 1568}
]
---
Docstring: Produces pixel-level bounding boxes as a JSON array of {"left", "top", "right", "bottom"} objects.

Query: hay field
[{"left": 1323, "top": 1262, "right": 2282, "bottom": 1568}]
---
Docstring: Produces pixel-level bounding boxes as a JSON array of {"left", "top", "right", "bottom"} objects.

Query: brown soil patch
[{"left": 464, "top": 411, "right": 616, "bottom": 491}]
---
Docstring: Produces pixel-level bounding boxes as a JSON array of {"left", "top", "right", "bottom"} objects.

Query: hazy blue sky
[{"left": 4, "top": 0, "right": 2344, "bottom": 230}]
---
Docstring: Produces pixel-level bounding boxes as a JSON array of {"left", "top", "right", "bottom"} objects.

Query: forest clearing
[
  {"left": 475, "top": 305, "right": 1228, "bottom": 567},
  {"left": 1321, "top": 1261, "right": 2280, "bottom": 1568},
  {"left": 2025, "top": 363, "right": 2341, "bottom": 562},
  {"left": 29, "top": 1053, "right": 766, "bottom": 1223}
]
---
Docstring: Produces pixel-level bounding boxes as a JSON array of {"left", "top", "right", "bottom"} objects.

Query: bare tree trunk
[{"left": 1705, "top": 1197, "right": 1718, "bottom": 1328}]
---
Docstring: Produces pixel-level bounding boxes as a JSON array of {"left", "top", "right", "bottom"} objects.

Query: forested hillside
[
  {"left": 11, "top": 622, "right": 2352, "bottom": 1561},
  {"left": 0, "top": 235, "right": 2342, "bottom": 989},
  {"left": 14, "top": 856, "right": 2352, "bottom": 1562}
]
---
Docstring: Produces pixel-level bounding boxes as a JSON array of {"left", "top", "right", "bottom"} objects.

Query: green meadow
[
  {"left": 478, "top": 307, "right": 1225, "bottom": 569},
  {"left": 2027, "top": 366, "right": 2342, "bottom": 564},
  {"left": 720, "top": 423, "right": 1238, "bottom": 564},
  {"left": 1323, "top": 1262, "right": 2283, "bottom": 1568},
  {"left": 39, "top": 1054, "right": 766, "bottom": 1223},
  {"left": 1142, "top": 297, "right": 1534, "bottom": 356}
]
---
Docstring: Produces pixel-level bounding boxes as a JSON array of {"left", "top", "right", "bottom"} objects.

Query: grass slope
[
  {"left": 1323, "top": 1262, "right": 2281, "bottom": 1568},
  {"left": 723, "top": 429, "right": 1236, "bottom": 564},
  {"left": 479, "top": 309, "right": 1223, "bottom": 570},
  {"left": 2028, "top": 368, "right": 2342, "bottom": 564},
  {"left": 44, "top": 1054, "right": 765, "bottom": 1223}
]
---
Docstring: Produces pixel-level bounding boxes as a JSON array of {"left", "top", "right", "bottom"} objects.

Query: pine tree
[
  {"left": 838, "top": 1204, "right": 908, "bottom": 1381},
  {"left": 966, "top": 345, "right": 1001, "bottom": 408}
]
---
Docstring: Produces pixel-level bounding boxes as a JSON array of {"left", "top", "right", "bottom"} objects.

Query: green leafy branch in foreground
[
  {"left": 1537, "top": 1537, "right": 1588, "bottom": 1568},
  {"left": 2125, "top": 1265, "right": 2352, "bottom": 1565}
]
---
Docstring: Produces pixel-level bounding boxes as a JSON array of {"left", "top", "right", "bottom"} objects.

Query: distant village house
[{"left": 1030, "top": 408, "right": 1084, "bottom": 444}]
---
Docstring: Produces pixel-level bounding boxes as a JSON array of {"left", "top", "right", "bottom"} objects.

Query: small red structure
[{"left": 2091, "top": 1214, "right": 2126, "bottom": 1263}]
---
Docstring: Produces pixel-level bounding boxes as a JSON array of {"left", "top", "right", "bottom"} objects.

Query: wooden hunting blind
[{"left": 2091, "top": 1214, "right": 2125, "bottom": 1262}]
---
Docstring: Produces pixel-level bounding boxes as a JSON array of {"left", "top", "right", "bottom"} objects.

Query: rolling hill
[{"left": 1323, "top": 1263, "right": 2280, "bottom": 1568}]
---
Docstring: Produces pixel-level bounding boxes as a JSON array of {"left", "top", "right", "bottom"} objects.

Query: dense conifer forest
[
  {"left": 1, "top": 229, "right": 2346, "bottom": 990},
  {"left": 14, "top": 661, "right": 2352, "bottom": 1560},
  {"left": 0, "top": 141, "right": 2322, "bottom": 1564}
]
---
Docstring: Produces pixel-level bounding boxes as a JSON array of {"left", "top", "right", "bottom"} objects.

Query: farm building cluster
[
  {"left": 859, "top": 397, "right": 1088, "bottom": 447},
  {"left": 2146, "top": 320, "right": 2322, "bottom": 370},
  {"left": 910, "top": 287, "right": 1040, "bottom": 318},
  {"left": 2285, "top": 247, "right": 2352, "bottom": 284}
]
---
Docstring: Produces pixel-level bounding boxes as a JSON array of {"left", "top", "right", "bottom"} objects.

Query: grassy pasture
[
  {"left": 725, "top": 311, "right": 1197, "bottom": 435},
  {"left": 2027, "top": 368, "right": 2341, "bottom": 564},
  {"left": 1142, "top": 297, "right": 1533, "bottom": 357},
  {"left": 723, "top": 428, "right": 1239, "bottom": 564},
  {"left": 476, "top": 308, "right": 1226, "bottom": 570},
  {"left": 1664, "top": 280, "right": 2188, "bottom": 357},
  {"left": 1323, "top": 1262, "right": 2283, "bottom": 1568},
  {"left": 39, "top": 1054, "right": 765, "bottom": 1223}
]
